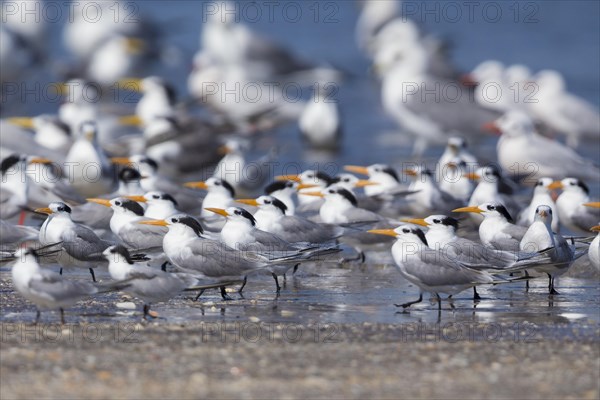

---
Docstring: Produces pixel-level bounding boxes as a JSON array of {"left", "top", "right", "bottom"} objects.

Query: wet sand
[{"left": 1, "top": 259, "right": 599, "bottom": 399}]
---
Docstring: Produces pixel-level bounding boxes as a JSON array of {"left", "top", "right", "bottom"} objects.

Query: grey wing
[
  {"left": 62, "top": 224, "right": 111, "bottom": 261},
  {"left": 181, "top": 240, "right": 262, "bottom": 278},
  {"left": 279, "top": 216, "right": 342, "bottom": 243},
  {"left": 345, "top": 207, "right": 383, "bottom": 223},
  {"left": 119, "top": 222, "right": 165, "bottom": 250},
  {"left": 0, "top": 221, "right": 39, "bottom": 245},
  {"left": 249, "top": 230, "right": 298, "bottom": 252},
  {"left": 571, "top": 208, "right": 600, "bottom": 232},
  {"left": 29, "top": 273, "right": 95, "bottom": 304},
  {"left": 417, "top": 250, "right": 494, "bottom": 285},
  {"left": 488, "top": 237, "right": 522, "bottom": 253},
  {"left": 405, "top": 79, "right": 501, "bottom": 135}
]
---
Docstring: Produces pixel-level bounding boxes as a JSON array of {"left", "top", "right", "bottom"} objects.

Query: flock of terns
[{"left": 1, "top": 1, "right": 599, "bottom": 323}]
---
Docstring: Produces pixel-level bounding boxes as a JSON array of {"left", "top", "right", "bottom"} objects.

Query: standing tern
[
  {"left": 453, "top": 203, "right": 527, "bottom": 253},
  {"left": 103, "top": 245, "right": 204, "bottom": 319},
  {"left": 552, "top": 178, "right": 600, "bottom": 235},
  {"left": 586, "top": 203, "right": 600, "bottom": 270},
  {"left": 236, "top": 196, "right": 343, "bottom": 244},
  {"left": 206, "top": 206, "right": 340, "bottom": 291},
  {"left": 263, "top": 180, "right": 300, "bottom": 216},
  {"left": 10, "top": 247, "right": 126, "bottom": 324},
  {"left": 126, "top": 192, "right": 180, "bottom": 220},
  {"left": 486, "top": 111, "right": 600, "bottom": 181},
  {"left": 184, "top": 178, "right": 235, "bottom": 230},
  {"left": 517, "top": 178, "right": 559, "bottom": 231},
  {"left": 86, "top": 198, "right": 165, "bottom": 252},
  {"left": 299, "top": 86, "right": 342, "bottom": 150},
  {"left": 344, "top": 164, "right": 403, "bottom": 197},
  {"left": 368, "top": 226, "right": 497, "bottom": 310},
  {"left": 140, "top": 215, "right": 316, "bottom": 299},
  {"left": 404, "top": 166, "right": 463, "bottom": 216},
  {"left": 520, "top": 206, "right": 575, "bottom": 294},
  {"left": 36, "top": 202, "right": 112, "bottom": 281},
  {"left": 276, "top": 170, "right": 334, "bottom": 212}
]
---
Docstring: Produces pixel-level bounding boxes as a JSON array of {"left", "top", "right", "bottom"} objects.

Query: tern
[
  {"left": 368, "top": 226, "right": 497, "bottom": 310},
  {"left": 103, "top": 245, "right": 207, "bottom": 319},
  {"left": 517, "top": 178, "right": 559, "bottom": 231},
  {"left": 86, "top": 197, "right": 165, "bottom": 252},
  {"left": 453, "top": 203, "right": 527, "bottom": 253},
  {"left": 64, "top": 121, "right": 116, "bottom": 197},
  {"left": 263, "top": 180, "right": 300, "bottom": 216},
  {"left": 520, "top": 206, "right": 575, "bottom": 294},
  {"left": 126, "top": 191, "right": 180, "bottom": 220},
  {"left": 1, "top": 154, "right": 54, "bottom": 220},
  {"left": 299, "top": 86, "right": 342, "bottom": 149},
  {"left": 404, "top": 166, "right": 463, "bottom": 216},
  {"left": 585, "top": 201, "right": 600, "bottom": 270},
  {"left": 276, "top": 170, "right": 334, "bottom": 212},
  {"left": 206, "top": 206, "right": 341, "bottom": 291},
  {"left": 466, "top": 166, "right": 520, "bottom": 219},
  {"left": 344, "top": 164, "right": 403, "bottom": 197},
  {"left": 437, "top": 137, "right": 478, "bottom": 170},
  {"left": 36, "top": 202, "right": 112, "bottom": 281},
  {"left": 141, "top": 215, "right": 319, "bottom": 299},
  {"left": 10, "top": 247, "right": 128, "bottom": 324},
  {"left": 236, "top": 196, "right": 343, "bottom": 244},
  {"left": 552, "top": 178, "right": 600, "bottom": 235},
  {"left": 8, "top": 115, "right": 72, "bottom": 155},
  {"left": 486, "top": 110, "right": 600, "bottom": 181},
  {"left": 184, "top": 178, "right": 235, "bottom": 229}
]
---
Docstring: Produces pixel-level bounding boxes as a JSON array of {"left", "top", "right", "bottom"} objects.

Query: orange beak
[
  {"left": 401, "top": 218, "right": 428, "bottom": 227},
  {"left": 236, "top": 199, "right": 259, "bottom": 206},
  {"left": 547, "top": 181, "right": 563, "bottom": 190},
  {"left": 139, "top": 219, "right": 168, "bottom": 226},
  {"left": 110, "top": 157, "right": 134, "bottom": 166},
  {"left": 482, "top": 121, "right": 502, "bottom": 135},
  {"left": 344, "top": 165, "right": 370, "bottom": 176},
  {"left": 217, "top": 145, "right": 231, "bottom": 155},
  {"left": 275, "top": 175, "right": 302, "bottom": 182},
  {"left": 464, "top": 172, "right": 481, "bottom": 181},
  {"left": 34, "top": 207, "right": 53, "bottom": 215},
  {"left": 300, "top": 191, "right": 325, "bottom": 198},
  {"left": 8, "top": 117, "right": 35, "bottom": 129},
  {"left": 184, "top": 181, "right": 208, "bottom": 190},
  {"left": 87, "top": 198, "right": 112, "bottom": 207},
  {"left": 591, "top": 225, "right": 600, "bottom": 232},
  {"left": 118, "top": 115, "right": 143, "bottom": 127},
  {"left": 583, "top": 202, "right": 600, "bottom": 208},
  {"left": 125, "top": 195, "right": 147, "bottom": 203},
  {"left": 367, "top": 229, "right": 397, "bottom": 237},
  {"left": 296, "top": 183, "right": 317, "bottom": 190},
  {"left": 205, "top": 208, "right": 229, "bottom": 217},
  {"left": 29, "top": 158, "right": 53, "bottom": 165},
  {"left": 355, "top": 180, "right": 379, "bottom": 187},
  {"left": 403, "top": 169, "right": 418, "bottom": 177},
  {"left": 460, "top": 73, "right": 478, "bottom": 87},
  {"left": 453, "top": 206, "right": 482, "bottom": 214}
]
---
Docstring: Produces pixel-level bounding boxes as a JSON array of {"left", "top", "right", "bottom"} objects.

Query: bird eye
[
  {"left": 152, "top": 195, "right": 159, "bottom": 199},
  {"left": 343, "top": 178, "right": 350, "bottom": 182},
  {"left": 215, "top": 181, "right": 221, "bottom": 186},
  {"left": 172, "top": 218, "right": 178, "bottom": 223},
  {"left": 115, "top": 201, "right": 121, "bottom": 206},
  {"left": 402, "top": 228, "right": 410, "bottom": 233},
  {"left": 487, "top": 205, "right": 494, "bottom": 210},
  {"left": 433, "top": 219, "right": 440, "bottom": 223},
  {"left": 265, "top": 200, "right": 271, "bottom": 204},
  {"left": 234, "top": 210, "right": 241, "bottom": 215},
  {"left": 328, "top": 190, "right": 334, "bottom": 194}
]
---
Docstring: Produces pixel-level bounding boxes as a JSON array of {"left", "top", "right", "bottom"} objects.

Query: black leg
[
  {"left": 60, "top": 308, "right": 65, "bottom": 325},
  {"left": 395, "top": 293, "right": 423, "bottom": 309},
  {"left": 220, "top": 286, "right": 233, "bottom": 301},
  {"left": 59, "top": 268, "right": 63, "bottom": 275},
  {"left": 161, "top": 262, "right": 168, "bottom": 272},
  {"left": 194, "top": 289, "right": 205, "bottom": 301},
  {"left": 238, "top": 276, "right": 247, "bottom": 295},
  {"left": 89, "top": 268, "right": 96, "bottom": 282},
  {"left": 359, "top": 251, "right": 366, "bottom": 263},
  {"left": 35, "top": 309, "right": 40, "bottom": 324},
  {"left": 473, "top": 286, "right": 481, "bottom": 300},
  {"left": 548, "top": 274, "right": 560, "bottom": 295},
  {"left": 292, "top": 264, "right": 299, "bottom": 275},
  {"left": 283, "top": 273, "right": 287, "bottom": 283},
  {"left": 272, "top": 273, "right": 281, "bottom": 293},
  {"left": 436, "top": 293, "right": 442, "bottom": 310},
  {"left": 143, "top": 304, "right": 150, "bottom": 320}
]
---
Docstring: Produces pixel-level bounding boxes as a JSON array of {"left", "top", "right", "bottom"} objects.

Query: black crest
[
  {"left": 413, "top": 228, "right": 429, "bottom": 247},
  {"left": 119, "top": 199, "right": 145, "bottom": 216},
  {"left": 178, "top": 216, "right": 204, "bottom": 236},
  {"left": 119, "top": 167, "right": 142, "bottom": 182},
  {"left": 1, "top": 154, "right": 21, "bottom": 174},
  {"left": 336, "top": 188, "right": 357, "bottom": 207},
  {"left": 382, "top": 166, "right": 400, "bottom": 182},
  {"left": 110, "top": 245, "right": 134, "bottom": 264},
  {"left": 265, "top": 181, "right": 293, "bottom": 194}
]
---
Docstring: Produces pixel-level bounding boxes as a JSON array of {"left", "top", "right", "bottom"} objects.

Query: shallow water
[{"left": 1, "top": 1, "right": 599, "bottom": 329}]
